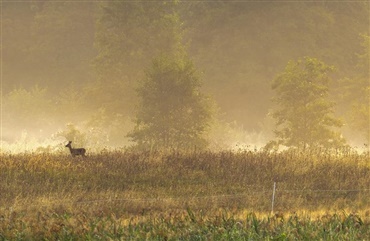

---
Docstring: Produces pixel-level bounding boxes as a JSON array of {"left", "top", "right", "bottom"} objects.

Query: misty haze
[
  {"left": 1, "top": 2, "right": 370, "bottom": 239},
  {"left": 1, "top": 1, "right": 368, "bottom": 152}
]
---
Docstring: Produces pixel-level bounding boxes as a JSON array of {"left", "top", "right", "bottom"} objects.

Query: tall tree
[
  {"left": 128, "top": 54, "right": 213, "bottom": 150},
  {"left": 30, "top": 2, "right": 95, "bottom": 92},
  {"left": 92, "top": 0, "right": 182, "bottom": 116},
  {"left": 339, "top": 34, "right": 370, "bottom": 144},
  {"left": 271, "top": 57, "right": 344, "bottom": 149}
]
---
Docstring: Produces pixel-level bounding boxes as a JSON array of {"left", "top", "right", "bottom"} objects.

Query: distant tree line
[{"left": 2, "top": 1, "right": 369, "bottom": 150}]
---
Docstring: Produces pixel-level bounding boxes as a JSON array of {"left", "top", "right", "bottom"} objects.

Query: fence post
[{"left": 271, "top": 182, "right": 276, "bottom": 214}]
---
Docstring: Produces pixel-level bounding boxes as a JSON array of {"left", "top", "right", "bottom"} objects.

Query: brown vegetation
[
  {"left": 1, "top": 149, "right": 369, "bottom": 239},
  {"left": 1, "top": 149, "right": 369, "bottom": 213}
]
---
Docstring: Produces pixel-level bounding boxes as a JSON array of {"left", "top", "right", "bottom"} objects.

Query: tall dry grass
[
  {"left": 1, "top": 148, "right": 369, "bottom": 214},
  {"left": 1, "top": 148, "right": 370, "bottom": 239}
]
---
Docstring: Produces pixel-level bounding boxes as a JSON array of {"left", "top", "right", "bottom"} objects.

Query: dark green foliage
[
  {"left": 128, "top": 55, "right": 213, "bottom": 150},
  {"left": 271, "top": 57, "right": 345, "bottom": 148}
]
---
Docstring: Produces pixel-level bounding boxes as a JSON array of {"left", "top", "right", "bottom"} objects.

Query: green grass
[
  {"left": 0, "top": 149, "right": 369, "bottom": 239},
  {"left": 1, "top": 208, "right": 369, "bottom": 240}
]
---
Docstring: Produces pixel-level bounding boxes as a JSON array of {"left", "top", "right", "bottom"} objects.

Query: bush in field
[{"left": 55, "top": 123, "right": 87, "bottom": 146}]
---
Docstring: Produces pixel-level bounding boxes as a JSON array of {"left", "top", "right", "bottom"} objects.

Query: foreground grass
[
  {"left": 0, "top": 149, "right": 369, "bottom": 239},
  {"left": 1, "top": 208, "right": 369, "bottom": 240}
]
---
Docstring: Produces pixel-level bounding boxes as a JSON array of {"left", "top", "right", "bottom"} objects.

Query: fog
[{"left": 1, "top": 2, "right": 369, "bottom": 153}]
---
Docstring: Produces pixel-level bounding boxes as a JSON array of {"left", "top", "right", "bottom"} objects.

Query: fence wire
[{"left": 1, "top": 186, "right": 369, "bottom": 212}]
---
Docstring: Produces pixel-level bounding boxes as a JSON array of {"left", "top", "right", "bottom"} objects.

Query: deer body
[{"left": 65, "top": 141, "right": 86, "bottom": 157}]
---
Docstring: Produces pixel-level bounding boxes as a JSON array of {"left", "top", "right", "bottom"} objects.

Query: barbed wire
[
  {"left": 41, "top": 188, "right": 370, "bottom": 205},
  {"left": 278, "top": 188, "right": 370, "bottom": 193},
  {"left": 73, "top": 188, "right": 370, "bottom": 203},
  {"left": 1, "top": 187, "right": 369, "bottom": 210}
]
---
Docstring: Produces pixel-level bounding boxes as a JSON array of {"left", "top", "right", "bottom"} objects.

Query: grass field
[{"left": 1, "top": 149, "right": 369, "bottom": 240}]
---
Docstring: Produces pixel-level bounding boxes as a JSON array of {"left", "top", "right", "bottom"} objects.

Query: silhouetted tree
[
  {"left": 271, "top": 57, "right": 345, "bottom": 149},
  {"left": 128, "top": 54, "right": 213, "bottom": 150}
]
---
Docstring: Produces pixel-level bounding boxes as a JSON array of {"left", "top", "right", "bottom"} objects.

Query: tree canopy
[
  {"left": 128, "top": 55, "right": 213, "bottom": 150},
  {"left": 271, "top": 57, "right": 345, "bottom": 149}
]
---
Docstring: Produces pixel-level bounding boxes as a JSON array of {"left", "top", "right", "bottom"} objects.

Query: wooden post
[{"left": 271, "top": 182, "right": 276, "bottom": 214}]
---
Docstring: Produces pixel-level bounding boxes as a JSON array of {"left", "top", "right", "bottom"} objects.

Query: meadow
[{"left": 0, "top": 148, "right": 369, "bottom": 240}]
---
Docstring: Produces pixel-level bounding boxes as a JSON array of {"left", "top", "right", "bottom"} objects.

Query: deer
[{"left": 65, "top": 141, "right": 86, "bottom": 157}]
